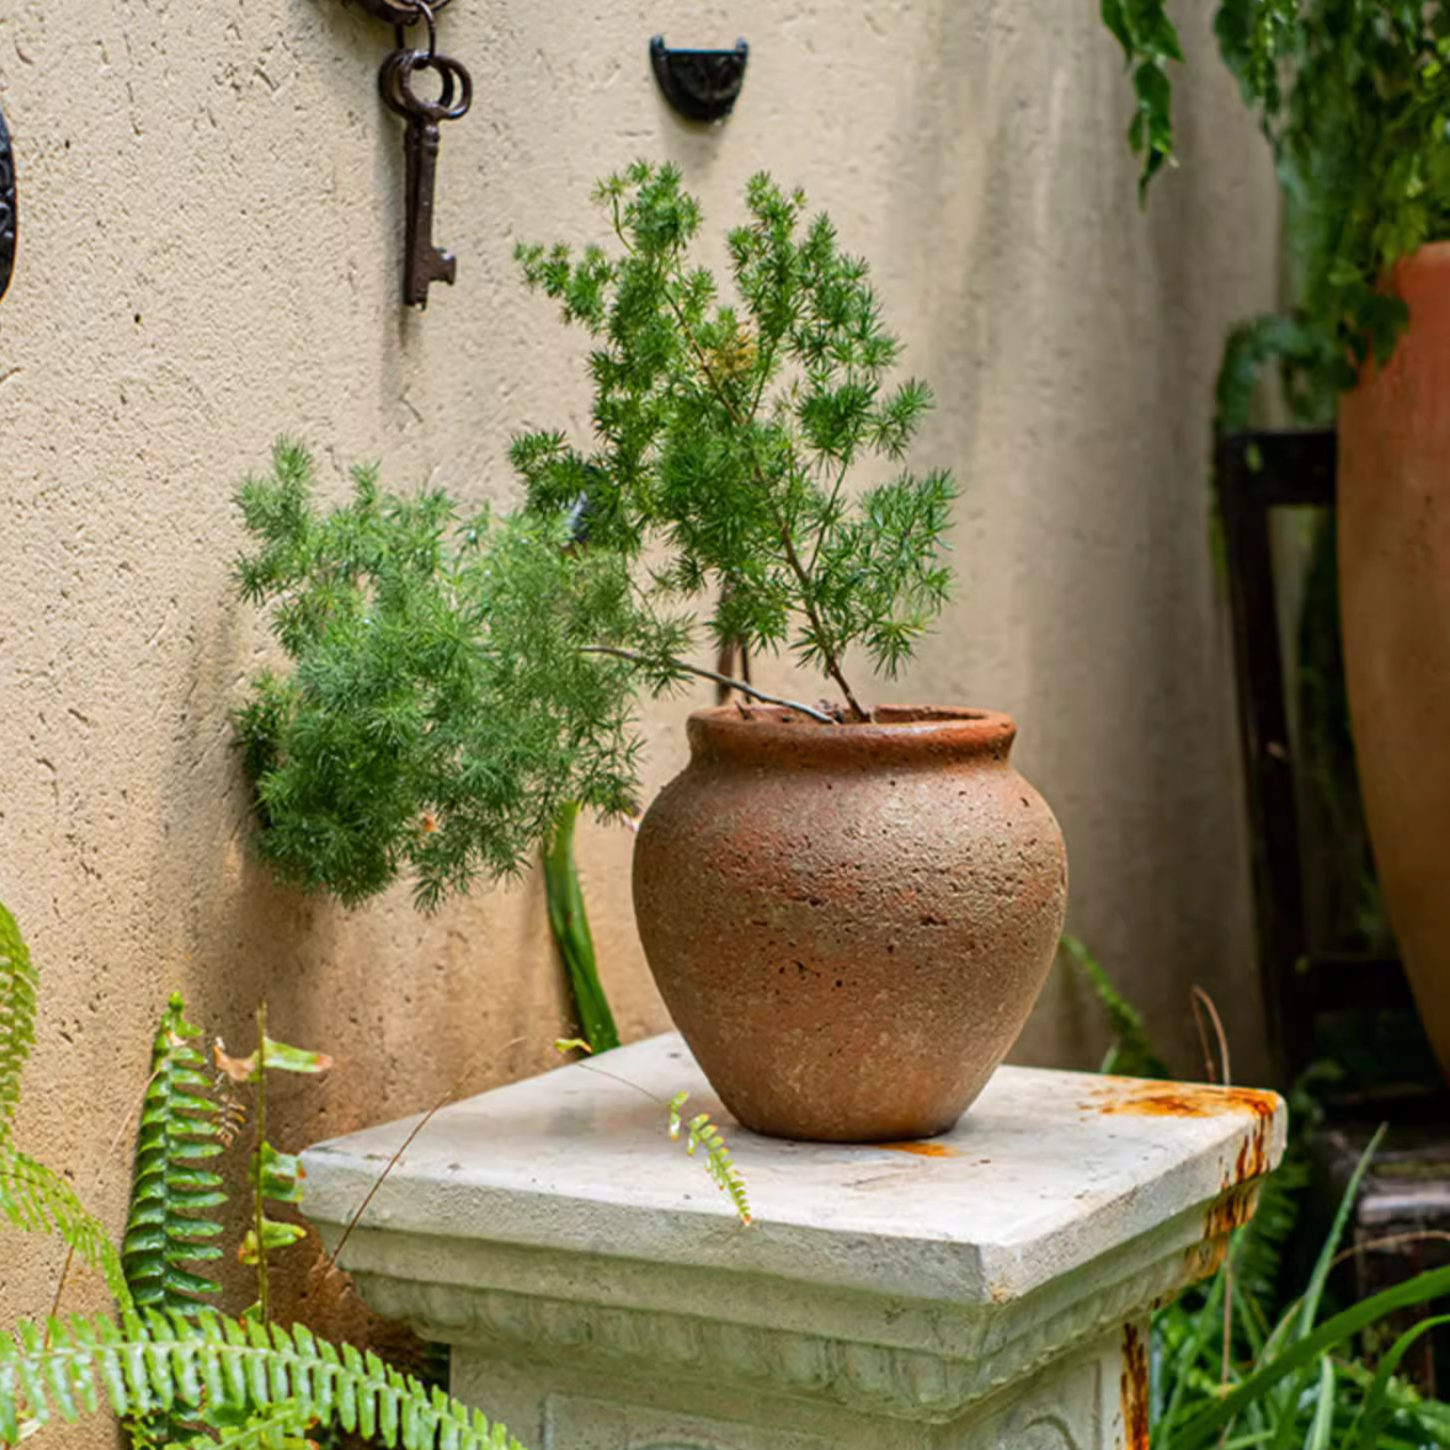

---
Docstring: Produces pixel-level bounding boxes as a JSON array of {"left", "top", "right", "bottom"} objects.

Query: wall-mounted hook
[
  {"left": 650, "top": 36, "right": 748, "bottom": 123},
  {"left": 345, "top": 0, "right": 453, "bottom": 24},
  {"left": 0, "top": 103, "right": 16, "bottom": 304}
]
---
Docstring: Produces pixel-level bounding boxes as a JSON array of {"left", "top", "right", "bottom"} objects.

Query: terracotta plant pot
[
  {"left": 632, "top": 706, "right": 1068, "bottom": 1142},
  {"left": 1339, "top": 241, "right": 1450, "bottom": 1081}
]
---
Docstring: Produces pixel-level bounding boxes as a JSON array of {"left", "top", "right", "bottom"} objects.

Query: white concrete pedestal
[{"left": 301, "top": 1034, "right": 1285, "bottom": 1450}]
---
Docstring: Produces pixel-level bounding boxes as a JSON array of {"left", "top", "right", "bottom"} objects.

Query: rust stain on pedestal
[
  {"left": 876, "top": 1140, "right": 963, "bottom": 1158},
  {"left": 1093, "top": 1080, "right": 1279, "bottom": 1188},
  {"left": 1093, "top": 1079, "right": 1278, "bottom": 1122},
  {"left": 1121, "top": 1321, "right": 1150, "bottom": 1450}
]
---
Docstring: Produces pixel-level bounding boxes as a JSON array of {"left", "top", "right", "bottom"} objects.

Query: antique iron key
[{"left": 379, "top": 35, "right": 472, "bottom": 308}]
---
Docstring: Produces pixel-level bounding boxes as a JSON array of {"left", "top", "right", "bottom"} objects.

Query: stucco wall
[{"left": 0, "top": 0, "right": 1278, "bottom": 1344}]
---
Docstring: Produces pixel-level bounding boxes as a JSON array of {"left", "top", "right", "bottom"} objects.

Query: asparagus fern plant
[
  {"left": 234, "top": 163, "right": 955, "bottom": 911},
  {"left": 1104, "top": 1, "right": 1450, "bottom": 428}
]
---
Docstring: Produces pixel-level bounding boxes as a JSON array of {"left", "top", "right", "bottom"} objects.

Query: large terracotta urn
[
  {"left": 632, "top": 706, "right": 1068, "bottom": 1142},
  {"left": 1339, "top": 242, "right": 1450, "bottom": 1081}
]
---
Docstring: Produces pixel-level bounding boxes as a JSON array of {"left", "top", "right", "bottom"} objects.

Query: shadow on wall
[{"left": 877, "top": 5, "right": 1269, "bottom": 1078}]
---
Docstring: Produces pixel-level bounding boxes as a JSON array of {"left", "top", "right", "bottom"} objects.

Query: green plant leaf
[
  {"left": 123, "top": 995, "right": 225, "bottom": 1313},
  {"left": 0, "top": 901, "right": 38, "bottom": 1142},
  {"left": 0, "top": 1310, "right": 530, "bottom": 1450},
  {"left": 238, "top": 1221, "right": 307, "bottom": 1266},
  {"left": 1169, "top": 1263, "right": 1450, "bottom": 1450},
  {"left": 1344, "top": 1313, "right": 1450, "bottom": 1450},
  {"left": 543, "top": 801, "right": 619, "bottom": 1054},
  {"left": 0, "top": 1143, "right": 132, "bottom": 1310},
  {"left": 252, "top": 1142, "right": 303, "bottom": 1206},
  {"left": 261, "top": 1039, "right": 333, "bottom": 1076},
  {"left": 1061, "top": 936, "right": 1170, "bottom": 1079}
]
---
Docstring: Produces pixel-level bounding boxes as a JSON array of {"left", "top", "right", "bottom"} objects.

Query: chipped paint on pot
[{"left": 632, "top": 706, "right": 1068, "bottom": 1142}]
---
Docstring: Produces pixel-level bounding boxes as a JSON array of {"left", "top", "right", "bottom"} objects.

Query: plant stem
[
  {"left": 659, "top": 272, "right": 868, "bottom": 721},
  {"left": 254, "top": 1002, "right": 269, "bottom": 1327},
  {"left": 543, "top": 802, "right": 620, "bottom": 1053},
  {"left": 326, "top": 1088, "right": 454, "bottom": 1273},
  {"left": 580, "top": 646, "right": 833, "bottom": 723},
  {"left": 775, "top": 525, "right": 867, "bottom": 721}
]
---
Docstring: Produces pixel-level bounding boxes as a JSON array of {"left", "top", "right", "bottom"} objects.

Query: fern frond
[
  {"left": 1060, "top": 935, "right": 1171, "bottom": 1080},
  {"left": 122, "top": 996, "right": 226, "bottom": 1312},
  {"left": 203, "top": 1401, "right": 313, "bottom": 1450},
  {"left": 0, "top": 1142, "right": 132, "bottom": 1309},
  {"left": 0, "top": 1309, "right": 530, "bottom": 1450},
  {"left": 0, "top": 901, "right": 38, "bottom": 1140},
  {"left": 667, "top": 1093, "right": 751, "bottom": 1226}
]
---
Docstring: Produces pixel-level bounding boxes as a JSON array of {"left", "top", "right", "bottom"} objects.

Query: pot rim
[{"left": 684, "top": 704, "right": 1018, "bottom": 767}]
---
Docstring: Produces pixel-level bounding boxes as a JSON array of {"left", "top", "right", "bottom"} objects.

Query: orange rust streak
[
  {"left": 1121, "top": 1321, "right": 1150, "bottom": 1450},
  {"left": 1093, "top": 1079, "right": 1279, "bottom": 1121},
  {"left": 1184, "top": 1236, "right": 1231, "bottom": 1282},
  {"left": 875, "top": 1140, "right": 962, "bottom": 1158},
  {"left": 1204, "top": 1183, "right": 1260, "bottom": 1240}
]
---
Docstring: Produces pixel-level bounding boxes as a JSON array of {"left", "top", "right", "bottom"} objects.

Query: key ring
[
  {"left": 386, "top": 51, "right": 473, "bottom": 123},
  {"left": 414, "top": 0, "right": 437, "bottom": 60}
]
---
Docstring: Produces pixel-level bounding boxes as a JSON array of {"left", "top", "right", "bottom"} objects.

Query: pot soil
[
  {"left": 632, "top": 706, "right": 1068, "bottom": 1142},
  {"left": 1339, "top": 240, "right": 1450, "bottom": 1082}
]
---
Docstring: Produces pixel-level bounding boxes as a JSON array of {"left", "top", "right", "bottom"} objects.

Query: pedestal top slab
[{"left": 303, "top": 1032, "right": 1285, "bottom": 1307}]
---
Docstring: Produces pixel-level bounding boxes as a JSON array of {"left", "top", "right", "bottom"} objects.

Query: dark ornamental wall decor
[
  {"left": 348, "top": 0, "right": 451, "bottom": 20},
  {"left": 650, "top": 36, "right": 749, "bottom": 123},
  {"left": 346, "top": 0, "right": 471, "bottom": 308},
  {"left": 0, "top": 102, "right": 16, "bottom": 304}
]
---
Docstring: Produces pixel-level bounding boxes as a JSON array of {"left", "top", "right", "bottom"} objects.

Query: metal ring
[
  {"left": 378, "top": 47, "right": 460, "bottom": 119},
  {"left": 394, "top": 51, "right": 472, "bottom": 122},
  {"left": 414, "top": 0, "right": 437, "bottom": 59}
]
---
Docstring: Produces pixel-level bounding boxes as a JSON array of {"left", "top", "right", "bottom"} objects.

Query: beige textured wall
[{"left": 0, "top": 0, "right": 1278, "bottom": 1340}]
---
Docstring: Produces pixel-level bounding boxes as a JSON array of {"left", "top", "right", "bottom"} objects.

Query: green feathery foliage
[
  {"left": 122, "top": 995, "right": 225, "bottom": 1313},
  {"left": 0, "top": 901, "right": 37, "bottom": 1140},
  {"left": 1104, "top": 1, "right": 1450, "bottom": 428},
  {"left": 513, "top": 161, "right": 955, "bottom": 722},
  {"left": 0, "top": 1145, "right": 132, "bottom": 1310},
  {"left": 667, "top": 1091, "right": 751, "bottom": 1226},
  {"left": 236, "top": 166, "right": 954, "bottom": 908},
  {"left": 0, "top": 1309, "right": 526, "bottom": 1450},
  {"left": 234, "top": 442, "right": 664, "bottom": 910},
  {"left": 0, "top": 900, "right": 130, "bottom": 1310}
]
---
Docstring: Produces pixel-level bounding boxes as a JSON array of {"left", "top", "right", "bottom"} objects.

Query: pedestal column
[{"left": 302, "top": 1035, "right": 1285, "bottom": 1450}]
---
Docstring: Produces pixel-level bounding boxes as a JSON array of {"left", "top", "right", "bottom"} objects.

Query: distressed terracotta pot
[
  {"left": 1339, "top": 241, "right": 1450, "bottom": 1081},
  {"left": 632, "top": 706, "right": 1068, "bottom": 1142}
]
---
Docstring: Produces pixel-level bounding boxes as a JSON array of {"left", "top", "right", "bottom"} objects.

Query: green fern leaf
[
  {"left": 0, "top": 1310, "right": 529, "bottom": 1450},
  {"left": 1059, "top": 935, "right": 1171, "bottom": 1080},
  {"left": 667, "top": 1093, "right": 751, "bottom": 1226},
  {"left": 0, "top": 1143, "right": 132, "bottom": 1310},
  {"left": 0, "top": 901, "right": 38, "bottom": 1141},
  {"left": 122, "top": 996, "right": 225, "bottom": 1312}
]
